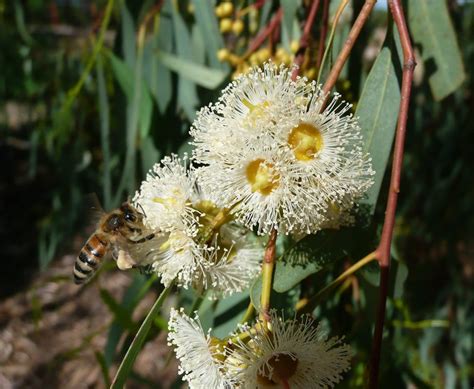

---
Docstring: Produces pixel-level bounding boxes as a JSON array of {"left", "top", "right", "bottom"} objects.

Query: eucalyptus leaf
[
  {"left": 356, "top": 47, "right": 401, "bottom": 214},
  {"left": 191, "top": 0, "right": 227, "bottom": 70},
  {"left": 156, "top": 50, "right": 228, "bottom": 90},
  {"left": 111, "top": 284, "right": 173, "bottom": 389},
  {"left": 281, "top": 0, "right": 300, "bottom": 48},
  {"left": 408, "top": 0, "right": 466, "bottom": 101},
  {"left": 274, "top": 229, "right": 352, "bottom": 293},
  {"left": 121, "top": 2, "right": 136, "bottom": 69},
  {"left": 212, "top": 292, "right": 249, "bottom": 338},
  {"left": 171, "top": 4, "right": 199, "bottom": 120}
]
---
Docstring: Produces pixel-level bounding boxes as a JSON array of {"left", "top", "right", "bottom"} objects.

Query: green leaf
[
  {"left": 191, "top": 0, "right": 228, "bottom": 70},
  {"left": 274, "top": 229, "right": 352, "bottom": 293},
  {"left": 104, "top": 274, "right": 152, "bottom": 365},
  {"left": 356, "top": 47, "right": 401, "bottom": 214},
  {"left": 281, "top": 0, "right": 300, "bottom": 48},
  {"left": 100, "top": 289, "right": 136, "bottom": 331},
  {"left": 96, "top": 55, "right": 112, "bottom": 209},
  {"left": 141, "top": 136, "right": 161, "bottom": 176},
  {"left": 143, "top": 12, "right": 173, "bottom": 113},
  {"left": 138, "top": 85, "right": 153, "bottom": 139},
  {"left": 108, "top": 52, "right": 134, "bottom": 100},
  {"left": 171, "top": 3, "right": 199, "bottom": 120},
  {"left": 155, "top": 50, "right": 228, "bottom": 90},
  {"left": 121, "top": 2, "right": 136, "bottom": 69},
  {"left": 111, "top": 284, "right": 173, "bottom": 389},
  {"left": 250, "top": 277, "right": 301, "bottom": 314},
  {"left": 94, "top": 351, "right": 111, "bottom": 388},
  {"left": 408, "top": 0, "right": 466, "bottom": 101},
  {"left": 212, "top": 292, "right": 250, "bottom": 338}
]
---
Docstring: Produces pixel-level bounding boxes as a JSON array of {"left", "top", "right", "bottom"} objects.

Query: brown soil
[{"left": 0, "top": 255, "right": 179, "bottom": 389}]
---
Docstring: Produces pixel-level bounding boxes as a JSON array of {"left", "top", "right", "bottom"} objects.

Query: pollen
[
  {"left": 242, "top": 99, "right": 270, "bottom": 128},
  {"left": 246, "top": 159, "right": 280, "bottom": 195},
  {"left": 288, "top": 122, "right": 324, "bottom": 161}
]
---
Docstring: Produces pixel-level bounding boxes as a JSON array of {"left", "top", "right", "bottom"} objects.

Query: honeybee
[{"left": 74, "top": 202, "right": 161, "bottom": 284}]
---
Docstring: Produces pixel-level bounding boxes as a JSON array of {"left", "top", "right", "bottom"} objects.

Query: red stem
[
  {"left": 244, "top": 8, "right": 283, "bottom": 59},
  {"left": 292, "top": 0, "right": 321, "bottom": 80},
  {"left": 316, "top": 0, "right": 329, "bottom": 69},
  {"left": 322, "top": 0, "right": 376, "bottom": 94},
  {"left": 369, "top": 0, "right": 415, "bottom": 387}
]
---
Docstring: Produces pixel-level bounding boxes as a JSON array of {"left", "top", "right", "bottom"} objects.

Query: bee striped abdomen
[{"left": 74, "top": 234, "right": 108, "bottom": 284}]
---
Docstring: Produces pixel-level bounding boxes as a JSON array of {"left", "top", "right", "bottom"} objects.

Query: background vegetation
[{"left": 1, "top": 0, "right": 472, "bottom": 387}]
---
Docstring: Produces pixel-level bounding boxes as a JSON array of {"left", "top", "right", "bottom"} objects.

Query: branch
[
  {"left": 322, "top": 0, "right": 376, "bottom": 94},
  {"left": 243, "top": 8, "right": 282, "bottom": 60},
  {"left": 259, "top": 228, "right": 278, "bottom": 324},
  {"left": 316, "top": 0, "right": 330, "bottom": 69},
  {"left": 292, "top": 0, "right": 321, "bottom": 80},
  {"left": 369, "top": 0, "right": 416, "bottom": 387}
]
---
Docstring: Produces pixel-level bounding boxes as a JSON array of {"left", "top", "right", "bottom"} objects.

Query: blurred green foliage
[{"left": 1, "top": 0, "right": 473, "bottom": 387}]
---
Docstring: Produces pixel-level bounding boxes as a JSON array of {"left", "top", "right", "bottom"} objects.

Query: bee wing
[{"left": 84, "top": 193, "right": 106, "bottom": 225}]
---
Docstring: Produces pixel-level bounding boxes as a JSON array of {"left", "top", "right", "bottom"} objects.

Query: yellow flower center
[
  {"left": 243, "top": 99, "right": 270, "bottom": 128},
  {"left": 288, "top": 122, "right": 324, "bottom": 161},
  {"left": 246, "top": 159, "right": 280, "bottom": 195},
  {"left": 257, "top": 353, "right": 298, "bottom": 386}
]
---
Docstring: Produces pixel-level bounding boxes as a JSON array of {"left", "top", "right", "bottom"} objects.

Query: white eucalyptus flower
[
  {"left": 167, "top": 308, "right": 233, "bottom": 389},
  {"left": 195, "top": 139, "right": 328, "bottom": 235},
  {"left": 191, "top": 62, "right": 314, "bottom": 161},
  {"left": 133, "top": 154, "right": 198, "bottom": 233},
  {"left": 134, "top": 156, "right": 261, "bottom": 296},
  {"left": 225, "top": 311, "right": 352, "bottom": 388},
  {"left": 277, "top": 88, "right": 375, "bottom": 208},
  {"left": 191, "top": 64, "right": 374, "bottom": 235}
]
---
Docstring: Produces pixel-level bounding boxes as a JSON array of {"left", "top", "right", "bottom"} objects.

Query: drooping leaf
[
  {"left": 100, "top": 289, "right": 136, "bottom": 330},
  {"left": 111, "top": 284, "right": 173, "bottom": 389},
  {"left": 156, "top": 50, "right": 228, "bottom": 90},
  {"left": 281, "top": 0, "right": 300, "bottom": 48},
  {"left": 356, "top": 47, "right": 401, "bottom": 214},
  {"left": 170, "top": 3, "right": 199, "bottom": 120},
  {"left": 143, "top": 9, "right": 173, "bottom": 114},
  {"left": 191, "top": 0, "right": 228, "bottom": 70},
  {"left": 121, "top": 2, "right": 136, "bottom": 69},
  {"left": 273, "top": 229, "right": 354, "bottom": 293},
  {"left": 212, "top": 292, "right": 250, "bottom": 338},
  {"left": 408, "top": 0, "right": 466, "bottom": 101}
]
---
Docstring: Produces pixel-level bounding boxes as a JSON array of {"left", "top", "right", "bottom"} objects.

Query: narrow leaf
[
  {"left": 94, "top": 351, "right": 111, "bottom": 388},
  {"left": 274, "top": 229, "right": 352, "bottom": 293},
  {"left": 408, "top": 0, "right": 466, "bottom": 100},
  {"left": 191, "top": 0, "right": 228, "bottom": 70},
  {"left": 100, "top": 289, "right": 136, "bottom": 330},
  {"left": 121, "top": 2, "right": 136, "bottom": 69},
  {"left": 356, "top": 47, "right": 401, "bottom": 213},
  {"left": 171, "top": 4, "right": 199, "bottom": 119},
  {"left": 156, "top": 50, "right": 228, "bottom": 90},
  {"left": 111, "top": 284, "right": 173, "bottom": 389}
]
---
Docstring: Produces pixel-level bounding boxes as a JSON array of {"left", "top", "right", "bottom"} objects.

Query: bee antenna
[{"left": 137, "top": 202, "right": 147, "bottom": 217}]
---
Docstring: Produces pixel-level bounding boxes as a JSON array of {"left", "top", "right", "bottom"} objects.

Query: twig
[
  {"left": 259, "top": 229, "right": 278, "bottom": 324},
  {"left": 292, "top": 0, "right": 321, "bottom": 80},
  {"left": 296, "top": 251, "right": 377, "bottom": 314},
  {"left": 316, "top": 0, "right": 330, "bottom": 69},
  {"left": 322, "top": 0, "right": 376, "bottom": 94},
  {"left": 243, "top": 8, "right": 283, "bottom": 60},
  {"left": 316, "top": 0, "right": 350, "bottom": 85},
  {"left": 369, "top": 0, "right": 415, "bottom": 387}
]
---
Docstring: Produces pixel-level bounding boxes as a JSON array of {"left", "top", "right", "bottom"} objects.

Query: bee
[{"left": 74, "top": 202, "right": 160, "bottom": 284}]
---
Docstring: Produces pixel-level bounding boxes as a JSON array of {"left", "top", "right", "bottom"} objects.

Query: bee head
[
  {"left": 105, "top": 213, "right": 124, "bottom": 232},
  {"left": 120, "top": 202, "right": 139, "bottom": 223}
]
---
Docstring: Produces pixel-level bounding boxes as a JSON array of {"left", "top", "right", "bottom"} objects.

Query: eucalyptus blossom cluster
[{"left": 127, "top": 62, "right": 374, "bottom": 388}]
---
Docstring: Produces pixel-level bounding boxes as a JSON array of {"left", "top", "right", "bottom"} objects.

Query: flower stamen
[
  {"left": 288, "top": 122, "right": 324, "bottom": 161},
  {"left": 246, "top": 159, "right": 280, "bottom": 195}
]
